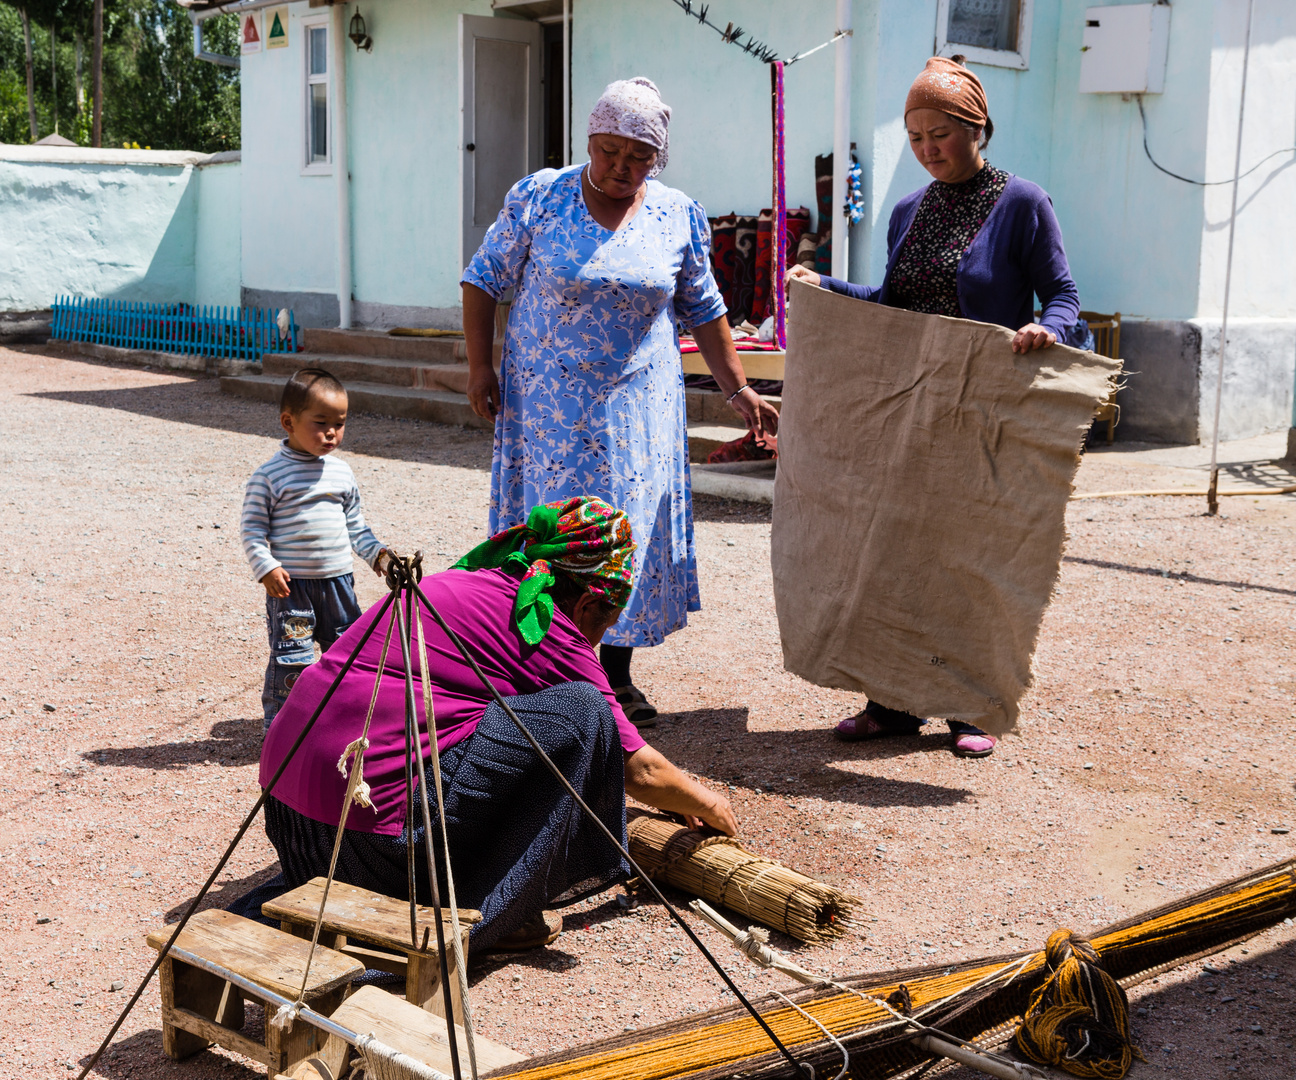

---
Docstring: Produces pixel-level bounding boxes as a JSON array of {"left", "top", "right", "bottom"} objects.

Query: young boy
[{"left": 241, "top": 367, "right": 387, "bottom": 731}]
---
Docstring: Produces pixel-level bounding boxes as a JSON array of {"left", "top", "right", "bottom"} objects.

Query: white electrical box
[{"left": 1079, "top": 4, "right": 1171, "bottom": 94}]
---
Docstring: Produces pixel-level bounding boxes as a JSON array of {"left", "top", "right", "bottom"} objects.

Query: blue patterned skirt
[{"left": 232, "top": 682, "right": 630, "bottom": 952}]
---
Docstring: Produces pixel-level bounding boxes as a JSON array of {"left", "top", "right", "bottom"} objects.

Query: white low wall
[{"left": 0, "top": 144, "right": 242, "bottom": 313}]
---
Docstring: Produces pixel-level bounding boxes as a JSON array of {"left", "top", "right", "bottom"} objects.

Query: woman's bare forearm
[
  {"left": 624, "top": 745, "right": 737, "bottom": 835},
  {"left": 691, "top": 315, "right": 745, "bottom": 398},
  {"left": 462, "top": 283, "right": 497, "bottom": 373}
]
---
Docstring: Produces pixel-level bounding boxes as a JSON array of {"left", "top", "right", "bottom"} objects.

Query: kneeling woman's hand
[{"left": 624, "top": 745, "right": 738, "bottom": 837}]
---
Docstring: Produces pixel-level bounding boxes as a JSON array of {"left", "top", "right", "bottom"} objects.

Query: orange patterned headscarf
[{"left": 904, "top": 57, "right": 989, "bottom": 127}]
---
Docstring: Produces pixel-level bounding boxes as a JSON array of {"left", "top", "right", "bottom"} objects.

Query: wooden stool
[
  {"left": 146, "top": 908, "right": 363, "bottom": 1077},
  {"left": 316, "top": 985, "right": 526, "bottom": 1079},
  {"left": 263, "top": 877, "right": 480, "bottom": 1019}
]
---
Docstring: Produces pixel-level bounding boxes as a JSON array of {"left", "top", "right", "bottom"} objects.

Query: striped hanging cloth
[{"left": 770, "top": 60, "right": 788, "bottom": 350}]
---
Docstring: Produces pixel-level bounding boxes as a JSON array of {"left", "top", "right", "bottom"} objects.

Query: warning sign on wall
[
  {"left": 266, "top": 7, "right": 288, "bottom": 49},
  {"left": 241, "top": 12, "right": 262, "bottom": 54}
]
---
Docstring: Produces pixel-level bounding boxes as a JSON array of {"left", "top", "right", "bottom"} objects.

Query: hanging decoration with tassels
[{"left": 770, "top": 60, "right": 788, "bottom": 351}]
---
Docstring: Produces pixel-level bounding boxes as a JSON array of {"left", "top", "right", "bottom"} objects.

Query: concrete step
[
  {"left": 686, "top": 423, "right": 753, "bottom": 463},
  {"left": 691, "top": 461, "right": 776, "bottom": 504},
  {"left": 302, "top": 327, "right": 466, "bottom": 364},
  {"left": 220, "top": 374, "right": 491, "bottom": 431},
  {"left": 686, "top": 388, "right": 781, "bottom": 429},
  {"left": 262, "top": 352, "right": 471, "bottom": 394}
]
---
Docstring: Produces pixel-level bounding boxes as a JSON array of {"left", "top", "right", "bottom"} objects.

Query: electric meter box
[{"left": 1079, "top": 4, "right": 1171, "bottom": 94}]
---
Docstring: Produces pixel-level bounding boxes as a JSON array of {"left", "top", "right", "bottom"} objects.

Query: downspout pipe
[
  {"left": 830, "top": 0, "right": 852, "bottom": 280},
  {"left": 332, "top": 0, "right": 353, "bottom": 329},
  {"left": 190, "top": 10, "right": 238, "bottom": 68}
]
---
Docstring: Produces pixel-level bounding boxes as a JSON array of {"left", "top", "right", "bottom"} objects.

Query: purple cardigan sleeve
[
  {"left": 818, "top": 275, "right": 880, "bottom": 302},
  {"left": 1024, "top": 195, "right": 1080, "bottom": 338}
]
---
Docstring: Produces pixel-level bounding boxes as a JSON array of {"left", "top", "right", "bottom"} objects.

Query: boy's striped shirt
[{"left": 242, "top": 441, "right": 383, "bottom": 581}]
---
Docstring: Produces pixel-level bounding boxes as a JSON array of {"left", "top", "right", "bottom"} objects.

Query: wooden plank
[
  {"left": 170, "top": 1005, "right": 276, "bottom": 1067},
  {"left": 147, "top": 909, "right": 363, "bottom": 1000},
  {"left": 329, "top": 985, "right": 527, "bottom": 1075},
  {"left": 681, "top": 349, "right": 785, "bottom": 381},
  {"left": 339, "top": 942, "right": 408, "bottom": 976},
  {"left": 263, "top": 878, "right": 480, "bottom": 955}
]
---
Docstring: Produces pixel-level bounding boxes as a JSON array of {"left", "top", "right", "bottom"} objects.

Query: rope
[
  {"left": 1014, "top": 930, "right": 1143, "bottom": 1079},
  {"left": 406, "top": 576, "right": 810, "bottom": 1077},
  {"left": 415, "top": 604, "right": 479, "bottom": 1080},
  {"left": 277, "top": 607, "right": 399, "bottom": 1028},
  {"left": 768, "top": 989, "right": 849, "bottom": 1080},
  {"left": 75, "top": 590, "right": 399, "bottom": 1080}
]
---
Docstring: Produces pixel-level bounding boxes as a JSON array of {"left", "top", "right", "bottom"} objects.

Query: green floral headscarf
[{"left": 453, "top": 496, "right": 636, "bottom": 645}]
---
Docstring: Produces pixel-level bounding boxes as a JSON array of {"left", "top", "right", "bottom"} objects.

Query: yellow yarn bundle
[{"left": 1014, "top": 929, "right": 1143, "bottom": 1079}]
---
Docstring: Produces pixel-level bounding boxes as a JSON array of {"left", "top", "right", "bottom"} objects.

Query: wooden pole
[
  {"left": 1206, "top": 0, "right": 1254, "bottom": 516},
  {"left": 92, "top": 0, "right": 103, "bottom": 147}
]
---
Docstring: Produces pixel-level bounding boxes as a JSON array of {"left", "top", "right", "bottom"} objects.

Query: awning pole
[
  {"left": 830, "top": 0, "right": 852, "bottom": 280},
  {"left": 1207, "top": 0, "right": 1254, "bottom": 515}
]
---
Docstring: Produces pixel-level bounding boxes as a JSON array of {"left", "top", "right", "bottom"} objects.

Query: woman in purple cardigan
[{"left": 787, "top": 56, "right": 1081, "bottom": 759}]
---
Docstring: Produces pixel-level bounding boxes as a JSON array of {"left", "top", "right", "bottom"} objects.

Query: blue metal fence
[{"left": 50, "top": 297, "right": 299, "bottom": 360}]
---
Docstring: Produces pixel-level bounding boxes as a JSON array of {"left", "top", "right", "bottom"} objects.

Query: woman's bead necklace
[{"left": 585, "top": 165, "right": 641, "bottom": 201}]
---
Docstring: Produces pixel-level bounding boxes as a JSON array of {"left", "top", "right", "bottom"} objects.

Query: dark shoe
[
  {"left": 613, "top": 685, "right": 658, "bottom": 729},
  {"left": 834, "top": 701, "right": 926, "bottom": 742},
  {"left": 489, "top": 910, "right": 562, "bottom": 952}
]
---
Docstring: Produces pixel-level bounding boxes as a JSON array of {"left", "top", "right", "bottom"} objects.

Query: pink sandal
[{"left": 951, "top": 729, "right": 997, "bottom": 758}]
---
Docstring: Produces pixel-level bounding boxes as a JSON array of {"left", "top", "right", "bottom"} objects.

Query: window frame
[
  {"left": 302, "top": 17, "right": 332, "bottom": 175},
  {"left": 934, "top": 0, "right": 1033, "bottom": 71}
]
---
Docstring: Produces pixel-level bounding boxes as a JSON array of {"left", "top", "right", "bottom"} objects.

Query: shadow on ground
[
  {"left": 27, "top": 365, "right": 494, "bottom": 472},
  {"left": 649, "top": 707, "right": 975, "bottom": 808},
  {"left": 81, "top": 1028, "right": 264, "bottom": 1079},
  {"left": 1062, "top": 556, "right": 1296, "bottom": 599},
  {"left": 82, "top": 718, "right": 265, "bottom": 771}
]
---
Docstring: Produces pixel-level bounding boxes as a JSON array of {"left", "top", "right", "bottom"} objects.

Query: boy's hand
[
  {"left": 261, "top": 567, "right": 291, "bottom": 598},
  {"left": 373, "top": 548, "right": 390, "bottom": 576}
]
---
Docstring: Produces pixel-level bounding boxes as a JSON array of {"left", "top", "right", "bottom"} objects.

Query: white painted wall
[
  {"left": 195, "top": 159, "right": 243, "bottom": 309},
  {"left": 1196, "top": 0, "right": 1296, "bottom": 320},
  {"left": 0, "top": 149, "right": 200, "bottom": 310}
]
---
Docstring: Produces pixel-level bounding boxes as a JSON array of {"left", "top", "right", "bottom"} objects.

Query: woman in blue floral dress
[{"left": 461, "top": 78, "right": 778, "bottom": 724}]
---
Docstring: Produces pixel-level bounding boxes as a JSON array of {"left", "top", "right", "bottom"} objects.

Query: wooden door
[{"left": 460, "top": 14, "right": 543, "bottom": 270}]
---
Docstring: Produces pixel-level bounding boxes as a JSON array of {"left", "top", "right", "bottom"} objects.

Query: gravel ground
[{"left": 1, "top": 348, "right": 1292, "bottom": 1079}]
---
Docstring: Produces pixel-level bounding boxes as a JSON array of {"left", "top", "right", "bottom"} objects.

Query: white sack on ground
[{"left": 772, "top": 281, "right": 1121, "bottom": 735}]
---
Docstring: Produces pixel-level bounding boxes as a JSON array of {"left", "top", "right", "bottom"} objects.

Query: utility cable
[{"left": 1137, "top": 93, "right": 1293, "bottom": 187}]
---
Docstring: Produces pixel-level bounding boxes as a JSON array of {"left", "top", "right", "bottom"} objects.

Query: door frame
[{"left": 459, "top": 14, "right": 544, "bottom": 270}]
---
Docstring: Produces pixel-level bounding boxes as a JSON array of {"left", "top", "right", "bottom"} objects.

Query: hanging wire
[
  {"left": 665, "top": 0, "right": 846, "bottom": 66},
  {"left": 1137, "top": 93, "right": 1293, "bottom": 187}
]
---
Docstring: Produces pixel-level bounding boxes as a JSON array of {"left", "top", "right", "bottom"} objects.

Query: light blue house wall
[{"left": 0, "top": 146, "right": 241, "bottom": 313}]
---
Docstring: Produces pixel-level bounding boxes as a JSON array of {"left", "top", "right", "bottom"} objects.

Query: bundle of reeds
[{"left": 626, "top": 810, "right": 860, "bottom": 944}]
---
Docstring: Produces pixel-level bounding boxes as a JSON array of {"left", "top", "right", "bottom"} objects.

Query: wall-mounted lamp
[{"left": 348, "top": 7, "right": 372, "bottom": 51}]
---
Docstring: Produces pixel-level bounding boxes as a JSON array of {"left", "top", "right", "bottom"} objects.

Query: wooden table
[
  {"left": 263, "top": 877, "right": 480, "bottom": 1019},
  {"left": 681, "top": 348, "right": 785, "bottom": 381},
  {"left": 146, "top": 908, "right": 362, "bottom": 1077}
]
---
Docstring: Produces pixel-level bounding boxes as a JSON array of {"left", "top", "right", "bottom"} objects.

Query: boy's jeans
[{"left": 262, "top": 573, "right": 361, "bottom": 731}]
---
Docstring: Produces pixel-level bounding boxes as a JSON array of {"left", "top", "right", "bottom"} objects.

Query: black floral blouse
[{"left": 888, "top": 163, "right": 1010, "bottom": 318}]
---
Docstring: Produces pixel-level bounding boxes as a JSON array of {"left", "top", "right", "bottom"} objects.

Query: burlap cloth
[{"left": 772, "top": 281, "right": 1121, "bottom": 734}]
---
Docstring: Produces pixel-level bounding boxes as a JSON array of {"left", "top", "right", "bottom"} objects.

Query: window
[
  {"left": 935, "top": 0, "right": 1033, "bottom": 70},
  {"left": 305, "top": 23, "right": 330, "bottom": 170}
]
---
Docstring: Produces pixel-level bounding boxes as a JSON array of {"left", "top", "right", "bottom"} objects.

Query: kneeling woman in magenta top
[
  {"left": 786, "top": 56, "right": 1083, "bottom": 759},
  {"left": 250, "top": 497, "right": 734, "bottom": 952}
]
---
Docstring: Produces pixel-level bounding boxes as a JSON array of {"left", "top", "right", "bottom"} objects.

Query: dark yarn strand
[{"left": 1014, "top": 929, "right": 1144, "bottom": 1079}]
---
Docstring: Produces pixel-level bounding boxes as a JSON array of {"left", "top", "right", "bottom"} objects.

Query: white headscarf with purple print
[{"left": 586, "top": 77, "right": 671, "bottom": 177}]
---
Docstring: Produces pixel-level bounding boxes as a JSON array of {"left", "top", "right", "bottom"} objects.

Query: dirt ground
[{"left": 0, "top": 348, "right": 1292, "bottom": 1079}]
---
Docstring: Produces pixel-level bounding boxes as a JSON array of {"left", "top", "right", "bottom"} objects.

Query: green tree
[{"left": 0, "top": 0, "right": 238, "bottom": 150}]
